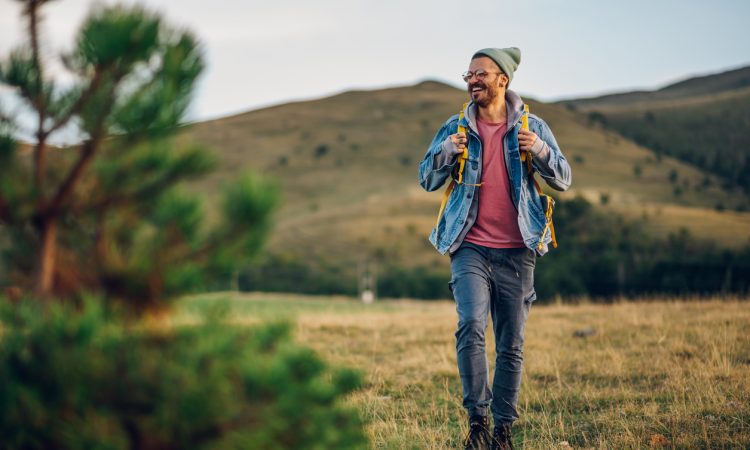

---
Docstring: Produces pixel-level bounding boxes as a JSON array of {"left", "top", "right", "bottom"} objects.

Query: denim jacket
[{"left": 418, "top": 90, "right": 572, "bottom": 256}]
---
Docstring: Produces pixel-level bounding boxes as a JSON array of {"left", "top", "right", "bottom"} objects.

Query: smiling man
[{"left": 418, "top": 48, "right": 571, "bottom": 449}]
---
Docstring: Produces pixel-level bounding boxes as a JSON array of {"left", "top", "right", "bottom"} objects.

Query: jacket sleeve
[
  {"left": 529, "top": 116, "right": 572, "bottom": 192},
  {"left": 418, "top": 118, "right": 459, "bottom": 192}
]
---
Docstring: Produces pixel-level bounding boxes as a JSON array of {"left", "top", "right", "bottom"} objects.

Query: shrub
[
  {"left": 0, "top": 297, "right": 368, "bottom": 449},
  {"left": 378, "top": 265, "right": 449, "bottom": 299},
  {"left": 587, "top": 111, "right": 608, "bottom": 127},
  {"left": 239, "top": 254, "right": 356, "bottom": 296}
]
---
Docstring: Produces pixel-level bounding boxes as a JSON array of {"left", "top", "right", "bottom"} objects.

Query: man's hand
[
  {"left": 448, "top": 132, "right": 467, "bottom": 155},
  {"left": 518, "top": 129, "right": 538, "bottom": 153}
]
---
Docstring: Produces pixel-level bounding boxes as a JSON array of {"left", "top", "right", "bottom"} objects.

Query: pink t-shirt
[{"left": 464, "top": 118, "right": 525, "bottom": 248}]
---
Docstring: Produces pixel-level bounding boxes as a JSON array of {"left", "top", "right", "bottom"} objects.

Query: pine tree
[{"left": 0, "top": 1, "right": 276, "bottom": 311}]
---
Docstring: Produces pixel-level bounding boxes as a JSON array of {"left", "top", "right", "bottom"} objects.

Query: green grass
[
  {"left": 178, "top": 293, "right": 750, "bottom": 449},
  {"left": 180, "top": 292, "right": 407, "bottom": 318}
]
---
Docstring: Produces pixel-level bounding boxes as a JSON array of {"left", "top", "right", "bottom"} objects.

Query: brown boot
[
  {"left": 463, "top": 414, "right": 491, "bottom": 450},
  {"left": 491, "top": 422, "right": 515, "bottom": 450}
]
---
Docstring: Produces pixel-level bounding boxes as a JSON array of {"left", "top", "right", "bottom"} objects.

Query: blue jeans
[{"left": 449, "top": 242, "right": 536, "bottom": 425}]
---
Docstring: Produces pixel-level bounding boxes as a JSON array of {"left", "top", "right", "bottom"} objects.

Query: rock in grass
[{"left": 573, "top": 327, "right": 597, "bottom": 338}]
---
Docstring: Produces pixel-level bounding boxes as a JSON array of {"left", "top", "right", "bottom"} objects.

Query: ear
[{"left": 499, "top": 74, "right": 509, "bottom": 88}]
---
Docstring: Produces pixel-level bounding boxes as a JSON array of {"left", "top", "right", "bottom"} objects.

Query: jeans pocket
[{"left": 506, "top": 249, "right": 528, "bottom": 277}]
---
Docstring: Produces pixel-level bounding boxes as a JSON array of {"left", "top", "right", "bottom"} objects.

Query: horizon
[
  {"left": 190, "top": 62, "right": 750, "bottom": 123},
  {"left": 4, "top": 61, "right": 748, "bottom": 144}
]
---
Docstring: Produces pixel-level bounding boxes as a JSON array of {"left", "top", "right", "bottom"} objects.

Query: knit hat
[{"left": 472, "top": 47, "right": 521, "bottom": 84}]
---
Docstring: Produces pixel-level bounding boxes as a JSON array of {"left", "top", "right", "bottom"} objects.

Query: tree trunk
[{"left": 35, "top": 218, "right": 57, "bottom": 297}]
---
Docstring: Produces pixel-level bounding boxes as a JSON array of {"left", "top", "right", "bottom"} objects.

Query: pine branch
[
  {"left": 43, "top": 70, "right": 123, "bottom": 217},
  {"left": 43, "top": 69, "right": 105, "bottom": 137},
  {"left": 181, "top": 226, "right": 247, "bottom": 264},
  {"left": 74, "top": 169, "right": 190, "bottom": 214},
  {"left": 24, "top": 1, "right": 43, "bottom": 75},
  {"left": 35, "top": 65, "right": 111, "bottom": 189},
  {"left": 43, "top": 135, "right": 99, "bottom": 217},
  {"left": 27, "top": 0, "right": 49, "bottom": 188}
]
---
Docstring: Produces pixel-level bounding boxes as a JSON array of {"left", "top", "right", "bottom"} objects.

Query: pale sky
[{"left": 1, "top": 0, "right": 750, "bottom": 124}]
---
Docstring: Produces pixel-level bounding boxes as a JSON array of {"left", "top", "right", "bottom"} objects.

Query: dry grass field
[{"left": 180, "top": 293, "right": 750, "bottom": 449}]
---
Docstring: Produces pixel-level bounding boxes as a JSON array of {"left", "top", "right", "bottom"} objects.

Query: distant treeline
[
  {"left": 586, "top": 94, "right": 750, "bottom": 196},
  {"left": 239, "top": 197, "right": 750, "bottom": 302},
  {"left": 533, "top": 196, "right": 750, "bottom": 300}
]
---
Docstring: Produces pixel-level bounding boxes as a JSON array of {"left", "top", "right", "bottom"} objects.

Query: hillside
[
  {"left": 561, "top": 65, "right": 750, "bottom": 110},
  {"left": 561, "top": 65, "right": 750, "bottom": 193},
  {"left": 177, "top": 80, "right": 750, "bottom": 293}
]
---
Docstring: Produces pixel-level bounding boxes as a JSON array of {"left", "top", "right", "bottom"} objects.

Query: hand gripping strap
[{"left": 435, "top": 103, "right": 471, "bottom": 230}]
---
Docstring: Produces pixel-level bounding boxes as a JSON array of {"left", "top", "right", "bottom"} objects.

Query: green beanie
[{"left": 472, "top": 47, "right": 521, "bottom": 84}]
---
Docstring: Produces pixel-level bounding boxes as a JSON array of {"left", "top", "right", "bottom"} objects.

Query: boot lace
[{"left": 463, "top": 420, "right": 491, "bottom": 449}]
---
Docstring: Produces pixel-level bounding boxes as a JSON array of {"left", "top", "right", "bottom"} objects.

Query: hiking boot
[
  {"left": 463, "top": 414, "right": 491, "bottom": 450},
  {"left": 491, "top": 422, "right": 515, "bottom": 450}
]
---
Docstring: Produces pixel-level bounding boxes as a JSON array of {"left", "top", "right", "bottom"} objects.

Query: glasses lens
[{"left": 462, "top": 70, "right": 490, "bottom": 82}]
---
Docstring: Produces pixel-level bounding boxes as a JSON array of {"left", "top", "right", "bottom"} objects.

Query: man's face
[{"left": 466, "top": 56, "right": 507, "bottom": 107}]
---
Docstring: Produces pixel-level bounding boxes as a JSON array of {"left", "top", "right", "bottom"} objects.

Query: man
[{"left": 418, "top": 47, "right": 571, "bottom": 449}]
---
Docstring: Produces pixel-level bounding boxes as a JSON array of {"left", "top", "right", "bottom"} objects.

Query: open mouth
[{"left": 470, "top": 85, "right": 485, "bottom": 96}]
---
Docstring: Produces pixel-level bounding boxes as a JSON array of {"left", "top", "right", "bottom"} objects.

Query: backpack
[{"left": 435, "top": 103, "right": 557, "bottom": 251}]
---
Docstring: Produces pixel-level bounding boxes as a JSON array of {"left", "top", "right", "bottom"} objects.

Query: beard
[{"left": 468, "top": 81, "right": 500, "bottom": 107}]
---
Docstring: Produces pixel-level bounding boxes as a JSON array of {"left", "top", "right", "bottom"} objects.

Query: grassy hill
[
  {"left": 180, "top": 80, "right": 749, "bottom": 270},
  {"left": 562, "top": 65, "right": 750, "bottom": 109},
  {"left": 561, "top": 65, "right": 750, "bottom": 193}
]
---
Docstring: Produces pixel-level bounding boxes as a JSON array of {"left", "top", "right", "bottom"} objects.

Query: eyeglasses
[{"left": 461, "top": 70, "right": 502, "bottom": 83}]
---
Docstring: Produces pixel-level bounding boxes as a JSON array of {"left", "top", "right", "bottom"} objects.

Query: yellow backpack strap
[
  {"left": 522, "top": 103, "right": 558, "bottom": 250},
  {"left": 435, "top": 103, "right": 469, "bottom": 229},
  {"left": 455, "top": 105, "right": 469, "bottom": 184},
  {"left": 538, "top": 195, "right": 557, "bottom": 249},
  {"left": 520, "top": 104, "right": 530, "bottom": 162},
  {"left": 531, "top": 164, "right": 558, "bottom": 249}
]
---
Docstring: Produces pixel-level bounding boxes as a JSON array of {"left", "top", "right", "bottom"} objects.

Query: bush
[
  {"left": 239, "top": 254, "right": 357, "bottom": 296},
  {"left": 0, "top": 297, "right": 368, "bottom": 449},
  {"left": 314, "top": 145, "right": 329, "bottom": 158},
  {"left": 378, "top": 265, "right": 449, "bottom": 299}
]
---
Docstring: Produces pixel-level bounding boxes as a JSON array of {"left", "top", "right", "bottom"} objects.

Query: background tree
[{"left": 0, "top": 1, "right": 276, "bottom": 311}]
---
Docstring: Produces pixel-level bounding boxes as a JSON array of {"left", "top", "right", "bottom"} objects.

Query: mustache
[{"left": 469, "top": 82, "right": 486, "bottom": 90}]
